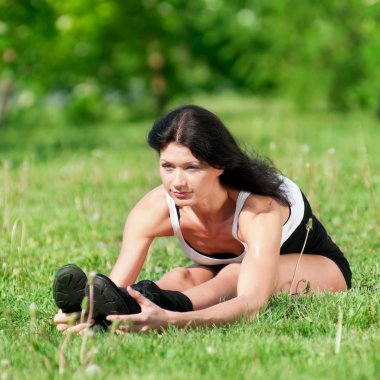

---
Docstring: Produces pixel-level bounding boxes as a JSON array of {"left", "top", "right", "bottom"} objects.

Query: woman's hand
[
  {"left": 107, "top": 287, "right": 173, "bottom": 333},
  {"left": 53, "top": 310, "right": 93, "bottom": 334}
]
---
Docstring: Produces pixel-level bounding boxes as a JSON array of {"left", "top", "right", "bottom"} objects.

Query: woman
[{"left": 53, "top": 105, "right": 351, "bottom": 333}]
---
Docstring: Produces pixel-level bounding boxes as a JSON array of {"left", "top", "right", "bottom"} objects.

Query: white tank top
[{"left": 165, "top": 176, "right": 304, "bottom": 266}]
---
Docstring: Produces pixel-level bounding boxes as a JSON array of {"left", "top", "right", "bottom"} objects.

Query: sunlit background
[{"left": 1, "top": 0, "right": 380, "bottom": 126}]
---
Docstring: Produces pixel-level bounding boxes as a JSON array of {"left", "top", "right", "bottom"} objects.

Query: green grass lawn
[{"left": 0, "top": 95, "right": 379, "bottom": 379}]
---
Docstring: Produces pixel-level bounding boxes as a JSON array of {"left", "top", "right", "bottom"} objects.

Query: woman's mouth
[{"left": 172, "top": 191, "right": 191, "bottom": 199}]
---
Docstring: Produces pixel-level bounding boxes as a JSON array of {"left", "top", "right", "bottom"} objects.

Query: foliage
[{"left": 2, "top": 0, "right": 380, "bottom": 124}]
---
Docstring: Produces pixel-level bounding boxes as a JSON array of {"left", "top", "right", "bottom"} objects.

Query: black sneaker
[
  {"left": 89, "top": 274, "right": 141, "bottom": 318},
  {"left": 53, "top": 264, "right": 87, "bottom": 313}
]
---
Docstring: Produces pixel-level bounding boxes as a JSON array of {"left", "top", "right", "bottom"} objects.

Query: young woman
[{"left": 53, "top": 105, "right": 351, "bottom": 333}]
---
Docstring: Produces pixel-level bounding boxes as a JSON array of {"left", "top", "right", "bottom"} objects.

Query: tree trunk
[{"left": 0, "top": 79, "right": 13, "bottom": 129}]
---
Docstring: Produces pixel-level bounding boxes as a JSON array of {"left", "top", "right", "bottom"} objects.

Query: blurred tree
[{"left": 1, "top": 0, "right": 380, "bottom": 125}]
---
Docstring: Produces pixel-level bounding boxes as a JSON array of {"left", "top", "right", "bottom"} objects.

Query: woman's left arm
[{"left": 108, "top": 206, "right": 283, "bottom": 332}]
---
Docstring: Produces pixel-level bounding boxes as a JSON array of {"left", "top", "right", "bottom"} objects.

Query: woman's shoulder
[
  {"left": 133, "top": 185, "right": 168, "bottom": 213},
  {"left": 128, "top": 185, "right": 173, "bottom": 237},
  {"left": 238, "top": 176, "right": 301, "bottom": 215},
  {"left": 239, "top": 191, "right": 289, "bottom": 227},
  {"left": 142, "top": 184, "right": 167, "bottom": 200},
  {"left": 225, "top": 187, "right": 271, "bottom": 215},
  {"left": 243, "top": 193, "right": 280, "bottom": 214}
]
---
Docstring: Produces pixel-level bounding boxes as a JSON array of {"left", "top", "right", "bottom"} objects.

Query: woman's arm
[
  {"left": 53, "top": 186, "right": 172, "bottom": 332},
  {"left": 108, "top": 203, "right": 284, "bottom": 331},
  {"left": 170, "top": 207, "right": 282, "bottom": 326},
  {"left": 109, "top": 186, "right": 173, "bottom": 287}
]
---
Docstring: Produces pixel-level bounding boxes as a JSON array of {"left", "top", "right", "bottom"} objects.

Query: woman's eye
[{"left": 187, "top": 166, "right": 200, "bottom": 170}]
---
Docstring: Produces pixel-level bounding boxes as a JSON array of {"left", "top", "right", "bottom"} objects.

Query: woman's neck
[{"left": 188, "top": 184, "right": 236, "bottom": 224}]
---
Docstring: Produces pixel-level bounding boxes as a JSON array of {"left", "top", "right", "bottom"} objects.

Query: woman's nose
[{"left": 173, "top": 169, "right": 186, "bottom": 187}]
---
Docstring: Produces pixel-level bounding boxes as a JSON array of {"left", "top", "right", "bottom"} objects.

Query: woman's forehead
[{"left": 160, "top": 143, "right": 199, "bottom": 162}]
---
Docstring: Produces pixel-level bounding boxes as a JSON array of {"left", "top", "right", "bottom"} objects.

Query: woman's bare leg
[
  {"left": 155, "top": 264, "right": 221, "bottom": 291},
  {"left": 183, "top": 263, "right": 241, "bottom": 310},
  {"left": 181, "top": 254, "right": 348, "bottom": 310},
  {"left": 275, "top": 254, "right": 347, "bottom": 293}
]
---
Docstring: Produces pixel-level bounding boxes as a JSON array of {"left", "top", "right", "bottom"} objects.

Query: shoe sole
[
  {"left": 53, "top": 264, "right": 87, "bottom": 313},
  {"left": 90, "top": 274, "right": 132, "bottom": 317}
]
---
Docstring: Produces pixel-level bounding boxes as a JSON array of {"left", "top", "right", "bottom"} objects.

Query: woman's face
[{"left": 159, "top": 142, "right": 223, "bottom": 205}]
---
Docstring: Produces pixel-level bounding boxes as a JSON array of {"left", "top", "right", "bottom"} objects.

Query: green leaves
[{"left": 2, "top": 0, "right": 380, "bottom": 125}]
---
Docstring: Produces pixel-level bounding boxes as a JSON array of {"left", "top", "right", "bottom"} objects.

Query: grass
[{"left": 0, "top": 94, "right": 379, "bottom": 379}]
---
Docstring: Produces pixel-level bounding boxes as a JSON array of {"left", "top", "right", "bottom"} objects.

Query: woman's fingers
[
  {"left": 65, "top": 322, "right": 93, "bottom": 334},
  {"left": 107, "top": 299, "right": 171, "bottom": 333},
  {"left": 126, "top": 286, "right": 155, "bottom": 307},
  {"left": 107, "top": 310, "right": 157, "bottom": 333},
  {"left": 53, "top": 310, "right": 68, "bottom": 323},
  {"left": 56, "top": 323, "right": 69, "bottom": 332},
  {"left": 54, "top": 309, "right": 93, "bottom": 334},
  {"left": 107, "top": 313, "right": 148, "bottom": 323},
  {"left": 54, "top": 310, "right": 80, "bottom": 324},
  {"left": 115, "top": 321, "right": 150, "bottom": 334}
]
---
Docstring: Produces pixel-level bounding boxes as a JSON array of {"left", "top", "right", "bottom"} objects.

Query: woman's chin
[{"left": 174, "top": 198, "right": 193, "bottom": 206}]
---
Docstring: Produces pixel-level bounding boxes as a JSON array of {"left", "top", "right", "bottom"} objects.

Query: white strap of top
[
  {"left": 232, "top": 191, "right": 251, "bottom": 242},
  {"left": 166, "top": 193, "right": 181, "bottom": 236}
]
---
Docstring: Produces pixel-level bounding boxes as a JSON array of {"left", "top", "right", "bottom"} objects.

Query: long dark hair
[{"left": 148, "top": 105, "right": 289, "bottom": 206}]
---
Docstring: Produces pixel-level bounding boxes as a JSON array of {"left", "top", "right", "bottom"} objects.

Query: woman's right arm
[
  {"left": 109, "top": 185, "right": 173, "bottom": 287},
  {"left": 53, "top": 186, "right": 171, "bottom": 331}
]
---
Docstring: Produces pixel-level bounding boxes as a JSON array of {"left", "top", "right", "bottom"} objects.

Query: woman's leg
[
  {"left": 275, "top": 254, "right": 347, "bottom": 293},
  {"left": 155, "top": 264, "right": 222, "bottom": 291},
  {"left": 183, "top": 263, "right": 241, "bottom": 310},
  {"left": 180, "top": 254, "right": 348, "bottom": 310}
]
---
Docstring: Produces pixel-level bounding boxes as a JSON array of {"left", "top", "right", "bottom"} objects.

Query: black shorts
[{"left": 280, "top": 193, "right": 352, "bottom": 288}]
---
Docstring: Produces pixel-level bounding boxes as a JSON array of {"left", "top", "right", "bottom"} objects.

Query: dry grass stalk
[
  {"left": 289, "top": 218, "right": 313, "bottom": 296},
  {"left": 334, "top": 306, "right": 343, "bottom": 354}
]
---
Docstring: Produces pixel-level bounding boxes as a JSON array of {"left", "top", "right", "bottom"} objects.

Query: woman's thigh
[
  {"left": 276, "top": 253, "right": 348, "bottom": 294},
  {"left": 155, "top": 264, "right": 222, "bottom": 291}
]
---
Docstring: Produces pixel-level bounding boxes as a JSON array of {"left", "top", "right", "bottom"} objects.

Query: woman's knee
[
  {"left": 157, "top": 267, "right": 194, "bottom": 290},
  {"left": 168, "top": 267, "right": 193, "bottom": 283}
]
